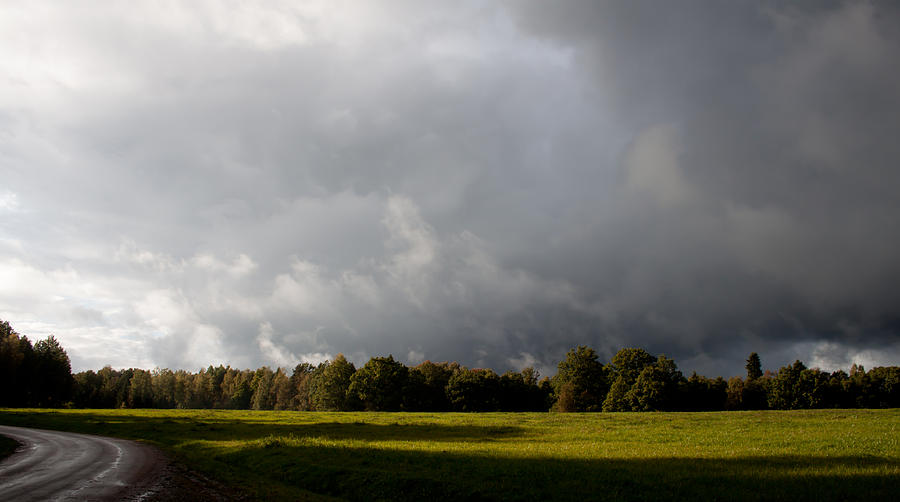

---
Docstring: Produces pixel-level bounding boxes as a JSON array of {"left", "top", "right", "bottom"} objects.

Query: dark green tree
[
  {"left": 33, "top": 335, "right": 74, "bottom": 407},
  {"left": 309, "top": 354, "right": 356, "bottom": 411},
  {"left": 768, "top": 360, "right": 806, "bottom": 410},
  {"left": 151, "top": 368, "right": 177, "bottom": 409},
  {"left": 866, "top": 366, "right": 900, "bottom": 408},
  {"left": 446, "top": 368, "right": 500, "bottom": 411},
  {"left": 601, "top": 375, "right": 631, "bottom": 412},
  {"left": 680, "top": 372, "right": 727, "bottom": 411},
  {"left": 406, "top": 361, "right": 458, "bottom": 411},
  {"left": 349, "top": 355, "right": 409, "bottom": 411},
  {"left": 742, "top": 376, "right": 770, "bottom": 410},
  {"left": 0, "top": 320, "right": 34, "bottom": 406},
  {"left": 608, "top": 347, "right": 656, "bottom": 386},
  {"left": 553, "top": 346, "right": 609, "bottom": 412},
  {"left": 625, "top": 355, "right": 683, "bottom": 411},
  {"left": 128, "top": 369, "right": 154, "bottom": 408},
  {"left": 72, "top": 370, "right": 103, "bottom": 408},
  {"left": 796, "top": 367, "right": 830, "bottom": 408},
  {"left": 746, "top": 353, "right": 763, "bottom": 381}
]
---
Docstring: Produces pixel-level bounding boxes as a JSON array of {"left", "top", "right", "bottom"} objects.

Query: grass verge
[
  {"left": 0, "top": 409, "right": 898, "bottom": 501},
  {"left": 0, "top": 435, "right": 19, "bottom": 462}
]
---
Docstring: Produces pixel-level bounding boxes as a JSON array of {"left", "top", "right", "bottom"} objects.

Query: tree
[
  {"left": 406, "top": 361, "right": 458, "bottom": 411},
  {"left": 446, "top": 368, "right": 500, "bottom": 412},
  {"left": 500, "top": 367, "right": 549, "bottom": 411},
  {"left": 867, "top": 366, "right": 900, "bottom": 409},
  {"left": 272, "top": 368, "right": 295, "bottom": 410},
  {"left": 608, "top": 348, "right": 656, "bottom": 386},
  {"left": 290, "top": 363, "right": 316, "bottom": 411},
  {"left": 625, "top": 355, "right": 683, "bottom": 411},
  {"left": 768, "top": 360, "right": 806, "bottom": 410},
  {"left": 746, "top": 353, "right": 763, "bottom": 381},
  {"left": 309, "top": 354, "right": 356, "bottom": 411},
  {"left": 796, "top": 368, "right": 830, "bottom": 408},
  {"left": 349, "top": 355, "right": 409, "bottom": 411},
  {"left": 251, "top": 367, "right": 275, "bottom": 410},
  {"left": 206, "top": 365, "right": 229, "bottom": 408},
  {"left": 73, "top": 370, "right": 103, "bottom": 408},
  {"left": 224, "top": 369, "right": 253, "bottom": 409},
  {"left": 151, "top": 368, "right": 177, "bottom": 408},
  {"left": 725, "top": 376, "right": 744, "bottom": 410},
  {"left": 128, "top": 369, "right": 154, "bottom": 408},
  {"left": 742, "top": 376, "right": 769, "bottom": 410},
  {"left": 681, "top": 372, "right": 727, "bottom": 411},
  {"left": 553, "top": 346, "right": 609, "bottom": 412},
  {"left": 33, "top": 335, "right": 74, "bottom": 407},
  {"left": 0, "top": 320, "right": 34, "bottom": 406},
  {"left": 601, "top": 375, "right": 631, "bottom": 412}
]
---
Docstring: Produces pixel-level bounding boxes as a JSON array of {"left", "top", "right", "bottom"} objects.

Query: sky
[{"left": 2, "top": 1, "right": 899, "bottom": 378}]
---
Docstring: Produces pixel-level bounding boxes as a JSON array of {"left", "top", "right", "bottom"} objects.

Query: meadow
[{"left": 0, "top": 409, "right": 898, "bottom": 501}]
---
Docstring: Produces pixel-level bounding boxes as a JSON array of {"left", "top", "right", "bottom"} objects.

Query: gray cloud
[{"left": 1, "top": 1, "right": 898, "bottom": 377}]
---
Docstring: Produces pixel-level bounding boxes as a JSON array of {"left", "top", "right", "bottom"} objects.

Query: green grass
[
  {"left": 0, "top": 434, "right": 19, "bottom": 462},
  {"left": 1, "top": 409, "right": 898, "bottom": 501}
]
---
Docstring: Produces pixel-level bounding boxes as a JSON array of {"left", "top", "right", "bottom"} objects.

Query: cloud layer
[{"left": 2, "top": 1, "right": 899, "bottom": 376}]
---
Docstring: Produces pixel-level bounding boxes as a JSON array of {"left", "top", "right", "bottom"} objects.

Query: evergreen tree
[
  {"left": 33, "top": 335, "right": 74, "bottom": 407},
  {"left": 746, "top": 353, "right": 763, "bottom": 381}
]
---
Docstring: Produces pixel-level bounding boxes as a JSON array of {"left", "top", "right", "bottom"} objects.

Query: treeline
[
  {"left": 68, "top": 356, "right": 550, "bottom": 412},
  {"left": 0, "top": 320, "right": 74, "bottom": 407},
  {"left": 2, "top": 319, "right": 899, "bottom": 411},
  {"left": 551, "top": 347, "right": 900, "bottom": 412}
]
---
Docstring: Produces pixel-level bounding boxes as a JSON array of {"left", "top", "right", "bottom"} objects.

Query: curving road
[{"left": 0, "top": 425, "right": 166, "bottom": 501}]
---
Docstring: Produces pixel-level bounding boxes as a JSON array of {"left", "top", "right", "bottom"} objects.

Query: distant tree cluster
[
  {"left": 2, "top": 319, "right": 898, "bottom": 411},
  {"left": 0, "top": 320, "right": 74, "bottom": 407},
  {"left": 68, "top": 355, "right": 552, "bottom": 412},
  {"left": 552, "top": 347, "right": 900, "bottom": 412}
]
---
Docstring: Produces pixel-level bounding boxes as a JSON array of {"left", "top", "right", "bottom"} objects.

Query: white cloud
[
  {"left": 0, "top": 191, "right": 19, "bottom": 212},
  {"left": 192, "top": 252, "right": 258, "bottom": 277},
  {"left": 407, "top": 349, "right": 425, "bottom": 365},
  {"left": 257, "top": 321, "right": 298, "bottom": 368}
]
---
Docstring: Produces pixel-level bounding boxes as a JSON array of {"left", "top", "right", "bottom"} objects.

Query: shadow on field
[{"left": 221, "top": 445, "right": 900, "bottom": 502}]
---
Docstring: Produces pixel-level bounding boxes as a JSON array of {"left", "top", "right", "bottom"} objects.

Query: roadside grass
[
  {"left": 0, "top": 409, "right": 898, "bottom": 501},
  {"left": 0, "top": 435, "right": 18, "bottom": 462}
]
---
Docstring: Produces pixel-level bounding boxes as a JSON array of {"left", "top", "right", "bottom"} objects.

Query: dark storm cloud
[
  {"left": 507, "top": 0, "right": 900, "bottom": 374},
  {"left": 1, "top": 1, "right": 898, "bottom": 377}
]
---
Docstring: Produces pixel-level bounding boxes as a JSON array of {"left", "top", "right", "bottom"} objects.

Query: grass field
[{"left": 0, "top": 409, "right": 898, "bottom": 501}]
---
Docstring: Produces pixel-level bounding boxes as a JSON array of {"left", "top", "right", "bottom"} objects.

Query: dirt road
[{"left": 0, "top": 424, "right": 166, "bottom": 501}]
